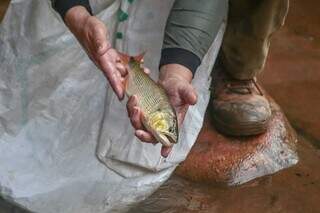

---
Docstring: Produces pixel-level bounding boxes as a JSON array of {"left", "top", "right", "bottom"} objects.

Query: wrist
[
  {"left": 65, "top": 6, "right": 91, "bottom": 35},
  {"left": 159, "top": 48, "right": 201, "bottom": 76},
  {"left": 159, "top": 64, "right": 193, "bottom": 83}
]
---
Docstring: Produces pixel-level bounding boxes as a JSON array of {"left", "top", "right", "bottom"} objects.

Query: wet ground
[
  {"left": 1, "top": 0, "right": 320, "bottom": 212},
  {"left": 260, "top": 0, "right": 320, "bottom": 150},
  {"left": 132, "top": 135, "right": 320, "bottom": 213},
  {"left": 134, "top": 0, "right": 320, "bottom": 212}
]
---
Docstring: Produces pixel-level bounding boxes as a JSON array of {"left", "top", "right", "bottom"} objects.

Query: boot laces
[{"left": 225, "top": 78, "right": 263, "bottom": 95}]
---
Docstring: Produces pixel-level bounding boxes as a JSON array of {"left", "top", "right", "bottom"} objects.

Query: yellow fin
[
  {"left": 118, "top": 52, "right": 130, "bottom": 64},
  {"left": 133, "top": 52, "right": 146, "bottom": 63}
]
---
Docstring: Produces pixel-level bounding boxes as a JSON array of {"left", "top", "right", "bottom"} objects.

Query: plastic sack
[{"left": 0, "top": 0, "right": 227, "bottom": 212}]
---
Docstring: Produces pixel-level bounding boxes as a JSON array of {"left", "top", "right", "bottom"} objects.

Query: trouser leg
[{"left": 221, "top": 0, "right": 289, "bottom": 80}]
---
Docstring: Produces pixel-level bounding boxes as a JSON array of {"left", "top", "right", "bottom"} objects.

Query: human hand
[
  {"left": 64, "top": 6, "right": 126, "bottom": 99},
  {"left": 127, "top": 64, "right": 197, "bottom": 157}
]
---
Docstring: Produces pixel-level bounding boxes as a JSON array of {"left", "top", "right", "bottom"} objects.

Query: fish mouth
[
  {"left": 157, "top": 133, "right": 177, "bottom": 147},
  {"left": 165, "top": 134, "right": 177, "bottom": 145}
]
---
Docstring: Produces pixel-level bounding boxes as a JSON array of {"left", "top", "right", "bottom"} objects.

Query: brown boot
[{"left": 210, "top": 68, "right": 271, "bottom": 136}]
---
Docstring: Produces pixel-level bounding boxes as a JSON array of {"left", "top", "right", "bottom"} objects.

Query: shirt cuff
[
  {"left": 53, "top": 0, "right": 93, "bottom": 20},
  {"left": 159, "top": 48, "right": 201, "bottom": 76}
]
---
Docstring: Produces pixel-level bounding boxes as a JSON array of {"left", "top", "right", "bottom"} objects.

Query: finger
[
  {"left": 130, "top": 107, "right": 143, "bottom": 130},
  {"left": 135, "top": 130, "right": 156, "bottom": 143},
  {"left": 179, "top": 84, "right": 197, "bottom": 105},
  {"left": 90, "top": 24, "right": 110, "bottom": 56},
  {"left": 161, "top": 146, "right": 172, "bottom": 158},
  {"left": 177, "top": 106, "right": 188, "bottom": 127},
  {"left": 98, "top": 54, "right": 124, "bottom": 99},
  {"left": 126, "top": 95, "right": 138, "bottom": 116},
  {"left": 143, "top": 68, "right": 151, "bottom": 75},
  {"left": 116, "top": 62, "right": 127, "bottom": 76},
  {"left": 107, "top": 49, "right": 127, "bottom": 76}
]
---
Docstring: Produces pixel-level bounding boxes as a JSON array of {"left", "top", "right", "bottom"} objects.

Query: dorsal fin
[
  {"left": 118, "top": 52, "right": 130, "bottom": 64},
  {"left": 133, "top": 52, "right": 146, "bottom": 63}
]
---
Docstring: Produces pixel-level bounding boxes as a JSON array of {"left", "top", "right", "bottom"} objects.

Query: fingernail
[
  {"left": 117, "top": 87, "right": 123, "bottom": 98},
  {"left": 118, "top": 94, "right": 123, "bottom": 101},
  {"left": 117, "top": 93, "right": 121, "bottom": 100},
  {"left": 136, "top": 131, "right": 142, "bottom": 137}
]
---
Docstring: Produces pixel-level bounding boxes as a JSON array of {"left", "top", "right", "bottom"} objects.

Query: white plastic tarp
[{"left": 0, "top": 0, "right": 227, "bottom": 212}]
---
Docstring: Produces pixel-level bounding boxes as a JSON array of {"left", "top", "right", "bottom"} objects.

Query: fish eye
[{"left": 169, "top": 126, "right": 174, "bottom": 133}]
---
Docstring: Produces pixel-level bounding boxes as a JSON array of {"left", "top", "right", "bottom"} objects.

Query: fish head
[{"left": 147, "top": 109, "right": 179, "bottom": 147}]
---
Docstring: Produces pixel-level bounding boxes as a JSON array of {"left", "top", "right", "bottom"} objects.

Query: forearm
[
  {"left": 160, "top": 0, "right": 226, "bottom": 75},
  {"left": 51, "top": 0, "right": 92, "bottom": 20},
  {"left": 64, "top": 6, "right": 91, "bottom": 36}
]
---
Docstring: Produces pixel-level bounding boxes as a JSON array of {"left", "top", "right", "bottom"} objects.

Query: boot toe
[{"left": 211, "top": 96, "right": 271, "bottom": 136}]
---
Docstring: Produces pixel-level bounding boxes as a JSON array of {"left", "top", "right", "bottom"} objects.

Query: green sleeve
[{"left": 163, "top": 0, "right": 226, "bottom": 60}]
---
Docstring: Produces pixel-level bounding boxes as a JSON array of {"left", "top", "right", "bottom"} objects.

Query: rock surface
[{"left": 175, "top": 97, "right": 298, "bottom": 185}]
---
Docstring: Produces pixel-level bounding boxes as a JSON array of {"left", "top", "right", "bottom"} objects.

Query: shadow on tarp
[{"left": 0, "top": 197, "right": 30, "bottom": 213}]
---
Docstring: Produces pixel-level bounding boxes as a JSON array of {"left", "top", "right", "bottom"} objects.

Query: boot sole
[{"left": 211, "top": 113, "right": 270, "bottom": 136}]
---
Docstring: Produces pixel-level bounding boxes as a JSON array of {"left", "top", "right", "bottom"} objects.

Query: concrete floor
[{"left": 0, "top": 0, "right": 319, "bottom": 212}]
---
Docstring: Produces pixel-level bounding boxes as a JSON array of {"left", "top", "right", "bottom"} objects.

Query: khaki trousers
[{"left": 222, "top": 0, "right": 289, "bottom": 79}]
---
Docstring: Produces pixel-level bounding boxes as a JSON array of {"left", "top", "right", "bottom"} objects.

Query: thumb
[{"left": 179, "top": 83, "right": 197, "bottom": 105}]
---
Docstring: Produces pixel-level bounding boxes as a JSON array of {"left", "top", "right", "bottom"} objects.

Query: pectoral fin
[
  {"left": 133, "top": 52, "right": 146, "bottom": 63},
  {"left": 118, "top": 52, "right": 130, "bottom": 64}
]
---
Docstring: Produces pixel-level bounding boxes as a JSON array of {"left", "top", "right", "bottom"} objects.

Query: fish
[{"left": 119, "top": 52, "right": 178, "bottom": 147}]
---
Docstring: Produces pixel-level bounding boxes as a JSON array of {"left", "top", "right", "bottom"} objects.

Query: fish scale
[
  {"left": 121, "top": 54, "right": 178, "bottom": 147},
  {"left": 127, "top": 61, "right": 170, "bottom": 115}
]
